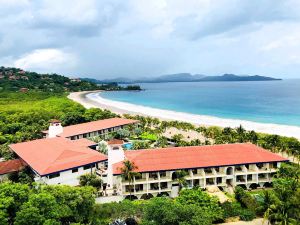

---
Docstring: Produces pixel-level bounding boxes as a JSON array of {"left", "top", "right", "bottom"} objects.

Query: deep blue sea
[{"left": 100, "top": 80, "right": 300, "bottom": 127}]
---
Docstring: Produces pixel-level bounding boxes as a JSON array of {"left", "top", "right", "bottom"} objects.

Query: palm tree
[
  {"left": 172, "top": 170, "right": 188, "bottom": 190},
  {"left": 120, "top": 160, "right": 139, "bottom": 200},
  {"left": 248, "top": 130, "right": 258, "bottom": 144},
  {"left": 236, "top": 125, "right": 246, "bottom": 143},
  {"left": 261, "top": 190, "right": 276, "bottom": 225}
]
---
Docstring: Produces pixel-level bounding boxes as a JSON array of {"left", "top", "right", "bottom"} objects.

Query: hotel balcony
[
  {"left": 160, "top": 182, "right": 169, "bottom": 190},
  {"left": 247, "top": 174, "right": 255, "bottom": 182},
  {"left": 134, "top": 184, "right": 145, "bottom": 193},
  {"left": 214, "top": 167, "right": 226, "bottom": 176},
  {"left": 269, "top": 162, "right": 278, "bottom": 172},
  {"left": 256, "top": 163, "right": 270, "bottom": 172},
  {"left": 235, "top": 165, "right": 247, "bottom": 175},
  {"left": 204, "top": 168, "right": 215, "bottom": 177},
  {"left": 149, "top": 183, "right": 160, "bottom": 191},
  {"left": 192, "top": 168, "right": 205, "bottom": 178},
  {"left": 206, "top": 178, "right": 216, "bottom": 186},
  {"left": 216, "top": 177, "right": 226, "bottom": 186},
  {"left": 134, "top": 178, "right": 147, "bottom": 184},
  {"left": 246, "top": 164, "right": 259, "bottom": 173},
  {"left": 258, "top": 174, "right": 269, "bottom": 182},
  {"left": 236, "top": 174, "right": 246, "bottom": 181}
]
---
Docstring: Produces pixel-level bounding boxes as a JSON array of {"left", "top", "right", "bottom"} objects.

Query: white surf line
[{"left": 86, "top": 92, "right": 300, "bottom": 140}]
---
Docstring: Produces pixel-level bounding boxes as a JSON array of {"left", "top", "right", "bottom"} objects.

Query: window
[
  {"left": 159, "top": 171, "right": 166, "bottom": 177},
  {"left": 48, "top": 173, "right": 60, "bottom": 179},
  {"left": 83, "top": 134, "right": 87, "bottom": 138},
  {"left": 83, "top": 164, "right": 95, "bottom": 170},
  {"left": 83, "top": 165, "right": 91, "bottom": 170},
  {"left": 72, "top": 168, "right": 78, "bottom": 173}
]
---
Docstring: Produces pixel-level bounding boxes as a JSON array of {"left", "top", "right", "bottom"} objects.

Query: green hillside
[{"left": 0, "top": 66, "right": 99, "bottom": 92}]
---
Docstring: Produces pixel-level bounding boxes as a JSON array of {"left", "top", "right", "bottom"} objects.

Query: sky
[{"left": 1, "top": 0, "right": 300, "bottom": 79}]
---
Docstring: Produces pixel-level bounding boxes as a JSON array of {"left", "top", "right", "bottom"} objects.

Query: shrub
[
  {"left": 239, "top": 209, "right": 255, "bottom": 221},
  {"left": 79, "top": 173, "right": 102, "bottom": 190},
  {"left": 140, "top": 132, "right": 158, "bottom": 141},
  {"left": 221, "top": 201, "right": 242, "bottom": 218},
  {"left": 234, "top": 186, "right": 259, "bottom": 212}
]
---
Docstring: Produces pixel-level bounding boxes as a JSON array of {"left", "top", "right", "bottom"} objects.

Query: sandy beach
[{"left": 68, "top": 91, "right": 300, "bottom": 140}]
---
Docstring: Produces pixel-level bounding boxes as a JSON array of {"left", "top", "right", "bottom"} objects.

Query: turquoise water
[
  {"left": 123, "top": 143, "right": 133, "bottom": 150},
  {"left": 100, "top": 80, "right": 300, "bottom": 127}
]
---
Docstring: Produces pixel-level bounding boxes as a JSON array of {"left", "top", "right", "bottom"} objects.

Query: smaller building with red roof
[
  {"left": 9, "top": 137, "right": 107, "bottom": 186},
  {"left": 0, "top": 159, "right": 25, "bottom": 181}
]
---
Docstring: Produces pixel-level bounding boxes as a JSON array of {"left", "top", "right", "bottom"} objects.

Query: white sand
[{"left": 68, "top": 91, "right": 300, "bottom": 140}]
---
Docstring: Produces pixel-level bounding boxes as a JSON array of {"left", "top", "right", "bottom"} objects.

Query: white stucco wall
[{"left": 35, "top": 162, "right": 105, "bottom": 186}]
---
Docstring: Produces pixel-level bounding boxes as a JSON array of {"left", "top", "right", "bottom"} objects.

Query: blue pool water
[
  {"left": 100, "top": 80, "right": 300, "bottom": 127},
  {"left": 123, "top": 142, "right": 133, "bottom": 150}
]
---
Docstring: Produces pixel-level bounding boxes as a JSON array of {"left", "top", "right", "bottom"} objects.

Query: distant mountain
[
  {"left": 199, "top": 74, "right": 281, "bottom": 82},
  {"left": 83, "top": 73, "right": 281, "bottom": 84}
]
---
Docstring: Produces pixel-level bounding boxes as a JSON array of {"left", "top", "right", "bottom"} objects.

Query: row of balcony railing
[
  {"left": 122, "top": 172, "right": 275, "bottom": 194},
  {"left": 123, "top": 164, "right": 278, "bottom": 184}
]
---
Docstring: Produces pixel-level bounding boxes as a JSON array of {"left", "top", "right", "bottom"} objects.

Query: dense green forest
[
  {"left": 1, "top": 163, "right": 299, "bottom": 225},
  {"left": 0, "top": 91, "right": 117, "bottom": 159}
]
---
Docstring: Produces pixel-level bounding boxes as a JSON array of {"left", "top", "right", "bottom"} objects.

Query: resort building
[
  {"left": 4, "top": 117, "right": 288, "bottom": 203},
  {"left": 43, "top": 117, "right": 138, "bottom": 139},
  {"left": 111, "top": 143, "right": 288, "bottom": 200}
]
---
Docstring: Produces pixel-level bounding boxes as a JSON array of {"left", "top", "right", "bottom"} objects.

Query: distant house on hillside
[
  {"left": 19, "top": 88, "right": 29, "bottom": 93},
  {"left": 21, "top": 76, "right": 29, "bottom": 80},
  {"left": 70, "top": 78, "right": 81, "bottom": 82},
  {"left": 18, "top": 70, "right": 26, "bottom": 74}
]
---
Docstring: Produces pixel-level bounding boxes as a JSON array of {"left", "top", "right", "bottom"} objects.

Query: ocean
[{"left": 100, "top": 80, "right": 300, "bottom": 127}]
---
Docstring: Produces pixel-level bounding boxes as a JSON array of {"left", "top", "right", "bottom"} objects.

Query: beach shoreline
[{"left": 68, "top": 91, "right": 300, "bottom": 139}]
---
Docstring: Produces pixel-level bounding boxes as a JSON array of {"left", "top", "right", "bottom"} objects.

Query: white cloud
[
  {"left": 1, "top": 0, "right": 300, "bottom": 78},
  {"left": 14, "top": 49, "right": 77, "bottom": 73}
]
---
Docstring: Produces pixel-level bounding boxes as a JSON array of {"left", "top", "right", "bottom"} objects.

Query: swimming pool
[{"left": 122, "top": 142, "right": 133, "bottom": 150}]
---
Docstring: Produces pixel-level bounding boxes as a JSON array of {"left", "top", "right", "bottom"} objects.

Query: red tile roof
[
  {"left": 10, "top": 137, "right": 107, "bottom": 176},
  {"left": 72, "top": 138, "right": 96, "bottom": 147},
  {"left": 113, "top": 143, "right": 288, "bottom": 175},
  {"left": 107, "top": 139, "right": 124, "bottom": 145},
  {"left": 57, "top": 118, "right": 138, "bottom": 138},
  {"left": 0, "top": 159, "right": 25, "bottom": 175}
]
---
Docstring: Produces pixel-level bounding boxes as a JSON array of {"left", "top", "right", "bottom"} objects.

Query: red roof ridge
[
  {"left": 10, "top": 137, "right": 107, "bottom": 175},
  {"left": 57, "top": 118, "right": 138, "bottom": 138},
  {"left": 113, "top": 143, "right": 288, "bottom": 175}
]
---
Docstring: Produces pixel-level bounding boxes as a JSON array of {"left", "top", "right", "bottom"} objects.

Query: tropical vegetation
[{"left": 1, "top": 67, "right": 300, "bottom": 224}]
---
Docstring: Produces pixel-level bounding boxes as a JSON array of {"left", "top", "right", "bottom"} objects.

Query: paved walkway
[{"left": 218, "top": 218, "right": 265, "bottom": 225}]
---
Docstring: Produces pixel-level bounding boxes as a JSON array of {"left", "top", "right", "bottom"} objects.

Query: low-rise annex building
[
  {"left": 112, "top": 143, "right": 288, "bottom": 200},
  {"left": 43, "top": 117, "right": 138, "bottom": 139}
]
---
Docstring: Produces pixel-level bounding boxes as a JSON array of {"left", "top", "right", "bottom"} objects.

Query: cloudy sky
[{"left": 1, "top": 0, "right": 300, "bottom": 79}]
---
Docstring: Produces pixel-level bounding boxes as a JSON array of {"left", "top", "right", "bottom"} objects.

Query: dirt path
[{"left": 218, "top": 218, "right": 265, "bottom": 225}]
